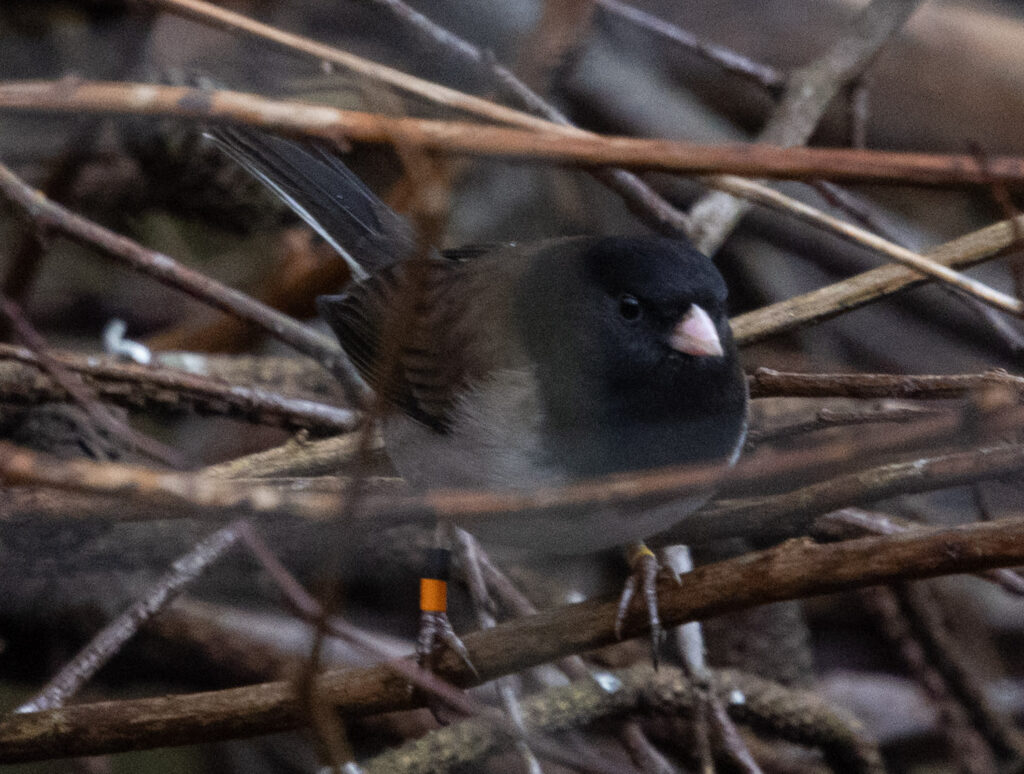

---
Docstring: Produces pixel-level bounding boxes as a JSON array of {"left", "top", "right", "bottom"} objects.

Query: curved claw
[
  {"left": 417, "top": 610, "right": 478, "bottom": 678},
  {"left": 614, "top": 546, "right": 666, "bottom": 667}
]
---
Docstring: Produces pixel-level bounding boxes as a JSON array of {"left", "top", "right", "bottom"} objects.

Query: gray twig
[
  {"left": 689, "top": 0, "right": 925, "bottom": 254},
  {"left": 16, "top": 521, "right": 244, "bottom": 714},
  {"left": 593, "top": 0, "right": 785, "bottom": 91}
]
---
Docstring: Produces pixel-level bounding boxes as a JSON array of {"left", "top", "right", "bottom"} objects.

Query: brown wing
[{"left": 317, "top": 254, "right": 520, "bottom": 431}]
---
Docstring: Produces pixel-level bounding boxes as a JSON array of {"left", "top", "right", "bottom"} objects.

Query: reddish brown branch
[
  {"left": 5, "top": 81, "right": 1024, "bottom": 186},
  {"left": 1, "top": 432, "right": 1022, "bottom": 549}
]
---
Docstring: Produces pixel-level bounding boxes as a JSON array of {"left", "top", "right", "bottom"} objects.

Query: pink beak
[{"left": 668, "top": 304, "right": 724, "bottom": 357}]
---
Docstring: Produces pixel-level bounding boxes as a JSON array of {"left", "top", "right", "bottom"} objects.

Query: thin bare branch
[
  {"left": 15, "top": 521, "right": 244, "bottom": 713},
  {"left": 706, "top": 175, "right": 1024, "bottom": 317},
  {"left": 862, "top": 586, "right": 1000, "bottom": 774},
  {"left": 144, "top": 0, "right": 552, "bottom": 130},
  {"left": 808, "top": 179, "right": 1024, "bottom": 354},
  {"left": 0, "top": 10, "right": 156, "bottom": 334},
  {"left": 453, "top": 531, "right": 547, "bottom": 774},
  {"left": 847, "top": 76, "right": 871, "bottom": 149},
  {"left": 811, "top": 180, "right": 901, "bottom": 239},
  {"left": 745, "top": 405, "right": 939, "bottom": 449},
  {"left": 733, "top": 216, "right": 1024, "bottom": 345},
  {"left": 896, "top": 583, "right": 1024, "bottom": 762},
  {"left": 688, "top": 0, "right": 925, "bottom": 254},
  {"left": 151, "top": 0, "right": 693, "bottom": 236},
  {"left": 0, "top": 344, "right": 358, "bottom": 435},
  {"left": 592, "top": 0, "right": 785, "bottom": 91},
  {"left": 6, "top": 82, "right": 1024, "bottom": 186},
  {"left": 671, "top": 442, "right": 1024, "bottom": 545},
  {"left": 0, "top": 157, "right": 371, "bottom": 407},
  {"left": 0, "top": 297, "right": 184, "bottom": 466}
]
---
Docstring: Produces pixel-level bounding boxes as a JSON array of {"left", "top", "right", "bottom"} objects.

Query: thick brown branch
[
  {"left": 2, "top": 517, "right": 1023, "bottom": 762},
  {"left": 812, "top": 509, "right": 1024, "bottom": 596},
  {"left": 747, "top": 368, "right": 1024, "bottom": 400}
]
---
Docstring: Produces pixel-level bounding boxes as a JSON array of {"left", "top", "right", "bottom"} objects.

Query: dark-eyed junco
[{"left": 211, "top": 128, "right": 748, "bottom": 657}]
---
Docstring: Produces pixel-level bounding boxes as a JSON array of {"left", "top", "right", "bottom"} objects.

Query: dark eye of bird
[{"left": 618, "top": 294, "right": 642, "bottom": 321}]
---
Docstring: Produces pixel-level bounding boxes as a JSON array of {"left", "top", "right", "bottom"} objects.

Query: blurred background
[{"left": 1, "top": 1, "right": 1023, "bottom": 772}]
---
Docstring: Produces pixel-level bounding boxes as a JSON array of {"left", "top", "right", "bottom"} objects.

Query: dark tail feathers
[{"left": 205, "top": 127, "right": 415, "bottom": 278}]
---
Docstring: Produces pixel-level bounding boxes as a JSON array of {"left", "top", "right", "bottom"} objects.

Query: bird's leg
[
  {"left": 416, "top": 520, "right": 475, "bottom": 675},
  {"left": 616, "top": 541, "right": 668, "bottom": 665},
  {"left": 453, "top": 528, "right": 543, "bottom": 773}
]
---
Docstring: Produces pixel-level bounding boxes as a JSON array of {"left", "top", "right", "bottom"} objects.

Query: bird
[{"left": 209, "top": 128, "right": 749, "bottom": 661}]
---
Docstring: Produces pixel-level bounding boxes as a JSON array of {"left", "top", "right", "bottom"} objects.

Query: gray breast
[
  {"left": 382, "top": 366, "right": 564, "bottom": 492},
  {"left": 382, "top": 367, "right": 745, "bottom": 555}
]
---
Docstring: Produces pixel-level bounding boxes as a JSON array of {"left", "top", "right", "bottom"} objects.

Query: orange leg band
[{"left": 420, "top": 578, "right": 448, "bottom": 613}]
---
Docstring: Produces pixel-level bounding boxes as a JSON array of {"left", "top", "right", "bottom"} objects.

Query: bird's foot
[
  {"left": 615, "top": 542, "right": 669, "bottom": 666},
  {"left": 416, "top": 609, "right": 477, "bottom": 676},
  {"left": 417, "top": 546, "right": 477, "bottom": 676}
]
